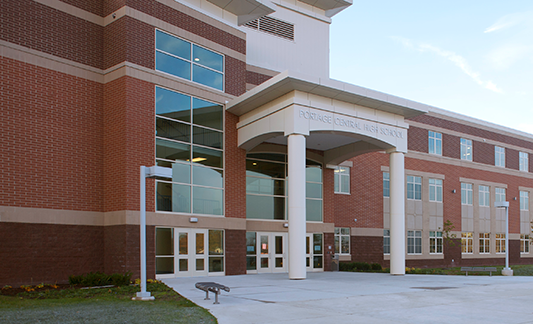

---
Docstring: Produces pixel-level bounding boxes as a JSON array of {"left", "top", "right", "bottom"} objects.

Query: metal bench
[
  {"left": 461, "top": 267, "right": 497, "bottom": 276},
  {"left": 195, "top": 282, "right": 230, "bottom": 304}
]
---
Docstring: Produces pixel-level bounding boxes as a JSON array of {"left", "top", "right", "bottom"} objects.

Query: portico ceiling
[
  {"left": 226, "top": 70, "right": 429, "bottom": 119},
  {"left": 206, "top": 0, "right": 276, "bottom": 25}
]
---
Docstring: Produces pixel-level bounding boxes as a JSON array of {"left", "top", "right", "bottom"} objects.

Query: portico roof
[
  {"left": 206, "top": 0, "right": 276, "bottom": 25},
  {"left": 226, "top": 70, "right": 429, "bottom": 119}
]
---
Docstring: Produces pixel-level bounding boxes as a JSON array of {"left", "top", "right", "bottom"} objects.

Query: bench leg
[
  {"left": 204, "top": 291, "right": 210, "bottom": 300},
  {"left": 214, "top": 292, "right": 219, "bottom": 304},
  {"left": 465, "top": 271, "right": 468, "bottom": 276},
  {"left": 489, "top": 271, "right": 492, "bottom": 277}
]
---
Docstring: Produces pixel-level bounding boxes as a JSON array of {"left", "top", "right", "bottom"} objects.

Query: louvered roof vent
[{"left": 244, "top": 16, "right": 294, "bottom": 41}]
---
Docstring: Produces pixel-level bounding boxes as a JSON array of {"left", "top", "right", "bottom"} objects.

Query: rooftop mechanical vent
[{"left": 244, "top": 16, "right": 294, "bottom": 41}]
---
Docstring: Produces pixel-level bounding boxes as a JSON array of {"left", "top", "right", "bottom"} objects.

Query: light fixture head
[
  {"left": 452, "top": 189, "right": 456, "bottom": 193},
  {"left": 283, "top": 223, "right": 289, "bottom": 228},
  {"left": 354, "top": 218, "right": 357, "bottom": 222},
  {"left": 189, "top": 217, "right": 198, "bottom": 223}
]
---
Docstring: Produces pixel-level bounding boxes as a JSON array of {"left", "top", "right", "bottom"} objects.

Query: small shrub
[
  {"left": 353, "top": 262, "right": 371, "bottom": 271},
  {"left": 69, "top": 272, "right": 132, "bottom": 287},
  {"left": 371, "top": 263, "right": 382, "bottom": 271},
  {"left": 339, "top": 262, "right": 353, "bottom": 272}
]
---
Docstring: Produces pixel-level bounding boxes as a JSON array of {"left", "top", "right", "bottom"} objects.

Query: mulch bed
[{"left": 1, "top": 284, "right": 83, "bottom": 297}]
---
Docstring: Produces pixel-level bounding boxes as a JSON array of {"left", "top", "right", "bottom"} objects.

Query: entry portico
[{"left": 227, "top": 71, "right": 427, "bottom": 279}]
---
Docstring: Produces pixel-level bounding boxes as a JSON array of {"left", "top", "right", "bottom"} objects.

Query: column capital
[{"left": 386, "top": 148, "right": 407, "bottom": 154}]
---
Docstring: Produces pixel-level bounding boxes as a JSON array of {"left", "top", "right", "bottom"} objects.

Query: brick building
[{"left": 1, "top": 0, "right": 532, "bottom": 286}]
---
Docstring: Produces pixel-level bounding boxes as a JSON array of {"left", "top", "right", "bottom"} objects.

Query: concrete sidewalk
[{"left": 164, "top": 272, "right": 533, "bottom": 324}]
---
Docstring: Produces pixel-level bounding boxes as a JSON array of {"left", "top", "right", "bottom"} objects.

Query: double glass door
[{"left": 246, "top": 232, "right": 287, "bottom": 273}]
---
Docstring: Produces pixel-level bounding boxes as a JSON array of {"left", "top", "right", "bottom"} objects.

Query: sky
[{"left": 329, "top": 0, "right": 533, "bottom": 135}]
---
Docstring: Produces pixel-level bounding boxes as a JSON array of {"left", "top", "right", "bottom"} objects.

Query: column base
[{"left": 501, "top": 268, "right": 513, "bottom": 276}]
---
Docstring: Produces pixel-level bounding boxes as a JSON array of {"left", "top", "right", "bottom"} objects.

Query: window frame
[
  {"left": 460, "top": 138, "right": 473, "bottom": 161},
  {"left": 334, "top": 227, "right": 350, "bottom": 255},
  {"left": 461, "top": 183, "right": 473, "bottom": 205},
  {"left": 495, "top": 146, "right": 505, "bottom": 168},
  {"left": 383, "top": 229, "right": 390, "bottom": 254},
  {"left": 429, "top": 231, "right": 443, "bottom": 254},
  {"left": 479, "top": 185, "right": 490, "bottom": 207},
  {"left": 334, "top": 166, "right": 350, "bottom": 195},
  {"left": 428, "top": 178, "right": 443, "bottom": 203},
  {"left": 495, "top": 233, "right": 506, "bottom": 254},
  {"left": 495, "top": 187, "right": 506, "bottom": 203},
  {"left": 519, "top": 152, "right": 529, "bottom": 172},
  {"left": 428, "top": 131, "right": 442, "bottom": 155},
  {"left": 479, "top": 233, "right": 490, "bottom": 254},
  {"left": 521, "top": 234, "right": 530, "bottom": 254},
  {"left": 383, "top": 172, "right": 390, "bottom": 198},
  {"left": 520, "top": 191, "right": 529, "bottom": 211},
  {"left": 407, "top": 175, "right": 422, "bottom": 200},
  {"left": 461, "top": 232, "right": 473, "bottom": 254},
  {"left": 155, "top": 29, "right": 225, "bottom": 91},
  {"left": 407, "top": 230, "right": 422, "bottom": 255}
]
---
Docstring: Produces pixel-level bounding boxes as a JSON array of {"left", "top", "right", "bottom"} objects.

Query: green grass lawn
[{"left": 0, "top": 282, "right": 217, "bottom": 324}]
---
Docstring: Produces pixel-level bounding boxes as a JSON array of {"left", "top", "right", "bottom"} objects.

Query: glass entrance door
[{"left": 247, "top": 232, "right": 287, "bottom": 273}]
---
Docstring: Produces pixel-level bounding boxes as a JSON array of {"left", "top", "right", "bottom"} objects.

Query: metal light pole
[
  {"left": 495, "top": 201, "right": 513, "bottom": 276},
  {"left": 133, "top": 165, "right": 172, "bottom": 301}
]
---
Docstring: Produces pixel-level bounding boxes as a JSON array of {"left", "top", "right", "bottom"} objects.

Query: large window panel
[
  {"left": 156, "top": 138, "right": 190, "bottom": 162},
  {"left": 156, "top": 30, "right": 191, "bottom": 59},
  {"left": 171, "top": 162, "right": 190, "bottom": 184},
  {"left": 193, "top": 187, "right": 223, "bottom": 215},
  {"left": 246, "top": 177, "right": 285, "bottom": 195},
  {"left": 306, "top": 182, "right": 322, "bottom": 199},
  {"left": 306, "top": 199, "right": 322, "bottom": 222},
  {"left": 192, "top": 126, "right": 223, "bottom": 149},
  {"left": 155, "top": 87, "right": 191, "bottom": 122},
  {"left": 156, "top": 117, "right": 190, "bottom": 142},
  {"left": 156, "top": 51, "right": 191, "bottom": 80},
  {"left": 193, "top": 165, "right": 223, "bottom": 188},
  {"left": 246, "top": 195, "right": 285, "bottom": 220},
  {"left": 192, "top": 65, "right": 223, "bottom": 91},
  {"left": 192, "top": 98, "right": 223, "bottom": 130},
  {"left": 192, "top": 146, "right": 223, "bottom": 168},
  {"left": 246, "top": 160, "right": 285, "bottom": 179},
  {"left": 193, "top": 44, "right": 223, "bottom": 72},
  {"left": 156, "top": 182, "right": 191, "bottom": 213}
]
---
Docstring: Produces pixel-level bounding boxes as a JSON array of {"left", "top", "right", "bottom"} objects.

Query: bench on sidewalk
[
  {"left": 461, "top": 267, "right": 497, "bottom": 276},
  {"left": 195, "top": 282, "right": 230, "bottom": 304}
]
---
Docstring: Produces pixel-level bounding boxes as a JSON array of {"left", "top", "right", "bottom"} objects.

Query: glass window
[
  {"left": 479, "top": 233, "right": 490, "bottom": 253},
  {"left": 429, "top": 231, "right": 443, "bottom": 254},
  {"left": 460, "top": 138, "right": 472, "bottom": 161},
  {"left": 383, "top": 172, "right": 390, "bottom": 197},
  {"left": 334, "top": 166, "right": 350, "bottom": 194},
  {"left": 313, "top": 234, "right": 323, "bottom": 269},
  {"left": 521, "top": 234, "right": 530, "bottom": 254},
  {"left": 495, "top": 146, "right": 505, "bottom": 167},
  {"left": 461, "top": 232, "right": 473, "bottom": 254},
  {"left": 496, "top": 233, "right": 506, "bottom": 254},
  {"left": 407, "top": 230, "right": 422, "bottom": 254},
  {"left": 155, "top": 86, "right": 224, "bottom": 216},
  {"left": 461, "top": 183, "right": 473, "bottom": 205},
  {"left": 495, "top": 188, "right": 506, "bottom": 203},
  {"left": 429, "top": 179, "right": 443, "bottom": 202},
  {"left": 519, "top": 152, "right": 529, "bottom": 172},
  {"left": 428, "top": 131, "right": 442, "bottom": 155},
  {"left": 192, "top": 98, "right": 223, "bottom": 130},
  {"left": 383, "top": 229, "right": 390, "bottom": 254},
  {"left": 479, "top": 185, "right": 490, "bottom": 207},
  {"left": 407, "top": 176, "right": 422, "bottom": 200},
  {"left": 246, "top": 232, "right": 257, "bottom": 270},
  {"left": 334, "top": 228, "right": 350, "bottom": 254},
  {"left": 521, "top": 191, "right": 529, "bottom": 211},
  {"left": 156, "top": 30, "right": 224, "bottom": 91},
  {"left": 193, "top": 44, "right": 223, "bottom": 72}
]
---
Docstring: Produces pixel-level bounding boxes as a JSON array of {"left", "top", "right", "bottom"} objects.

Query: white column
[
  {"left": 389, "top": 152, "right": 405, "bottom": 275},
  {"left": 288, "top": 134, "right": 306, "bottom": 280}
]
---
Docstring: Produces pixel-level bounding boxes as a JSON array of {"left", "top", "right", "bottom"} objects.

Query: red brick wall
[
  {"left": 104, "top": 225, "right": 155, "bottom": 280},
  {"left": 103, "top": 76, "right": 154, "bottom": 212},
  {"left": 103, "top": 16, "right": 155, "bottom": 70},
  {"left": 104, "top": 0, "right": 126, "bottom": 17},
  {"left": 0, "top": 57, "right": 104, "bottom": 211},
  {"left": 1, "top": 0, "right": 104, "bottom": 69},
  {"left": 506, "top": 148, "right": 519, "bottom": 171},
  {"left": 323, "top": 169, "right": 335, "bottom": 224},
  {"left": 225, "top": 56, "right": 247, "bottom": 96},
  {"left": 351, "top": 236, "right": 384, "bottom": 265},
  {"left": 410, "top": 114, "right": 533, "bottom": 151},
  {"left": 225, "top": 112, "right": 247, "bottom": 218},
  {"left": 0, "top": 223, "right": 104, "bottom": 286},
  {"left": 225, "top": 230, "right": 246, "bottom": 275},
  {"left": 334, "top": 152, "right": 389, "bottom": 228},
  {"left": 323, "top": 232, "right": 334, "bottom": 271},
  {"left": 442, "top": 133, "right": 460, "bottom": 159},
  {"left": 246, "top": 70, "right": 273, "bottom": 86},
  {"left": 473, "top": 140, "right": 494, "bottom": 165},
  {"left": 60, "top": 0, "right": 104, "bottom": 16},
  {"left": 407, "top": 126, "right": 428, "bottom": 153}
]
